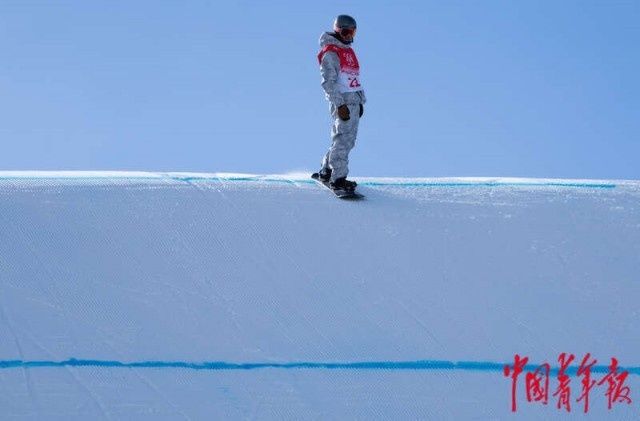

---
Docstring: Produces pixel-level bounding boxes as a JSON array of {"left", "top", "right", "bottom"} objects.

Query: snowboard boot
[
  {"left": 312, "top": 167, "right": 332, "bottom": 182},
  {"left": 330, "top": 177, "right": 357, "bottom": 191}
]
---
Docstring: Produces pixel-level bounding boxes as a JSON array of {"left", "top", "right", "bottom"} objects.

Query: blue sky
[{"left": 1, "top": 1, "right": 638, "bottom": 179}]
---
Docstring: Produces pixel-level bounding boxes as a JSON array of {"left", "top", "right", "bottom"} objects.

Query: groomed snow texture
[{"left": 0, "top": 172, "right": 639, "bottom": 419}]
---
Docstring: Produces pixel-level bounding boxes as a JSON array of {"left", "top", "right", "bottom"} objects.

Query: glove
[
  {"left": 337, "top": 104, "right": 350, "bottom": 121},
  {"left": 359, "top": 103, "right": 364, "bottom": 118}
]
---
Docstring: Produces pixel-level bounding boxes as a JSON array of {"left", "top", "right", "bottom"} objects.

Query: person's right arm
[{"left": 320, "top": 52, "right": 345, "bottom": 107}]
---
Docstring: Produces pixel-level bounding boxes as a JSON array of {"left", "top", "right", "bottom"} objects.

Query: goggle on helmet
[{"left": 334, "top": 14, "right": 357, "bottom": 38}]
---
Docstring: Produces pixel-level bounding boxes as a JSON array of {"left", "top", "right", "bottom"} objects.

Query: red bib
[{"left": 318, "top": 44, "right": 363, "bottom": 93}]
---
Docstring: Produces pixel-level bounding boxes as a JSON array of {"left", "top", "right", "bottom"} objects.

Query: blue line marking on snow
[
  {"left": 0, "top": 359, "right": 638, "bottom": 375},
  {"left": 358, "top": 181, "right": 617, "bottom": 189},
  {"left": 0, "top": 175, "right": 618, "bottom": 189},
  {"left": 175, "top": 176, "right": 617, "bottom": 189}
]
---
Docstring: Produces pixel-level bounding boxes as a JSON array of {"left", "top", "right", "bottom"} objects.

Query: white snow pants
[{"left": 321, "top": 103, "right": 360, "bottom": 181}]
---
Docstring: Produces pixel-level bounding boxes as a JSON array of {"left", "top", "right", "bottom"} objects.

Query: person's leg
[
  {"left": 320, "top": 104, "right": 337, "bottom": 172},
  {"left": 326, "top": 103, "right": 360, "bottom": 181}
]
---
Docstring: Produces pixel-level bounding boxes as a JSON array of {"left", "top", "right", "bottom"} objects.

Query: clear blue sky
[{"left": 1, "top": 1, "right": 638, "bottom": 179}]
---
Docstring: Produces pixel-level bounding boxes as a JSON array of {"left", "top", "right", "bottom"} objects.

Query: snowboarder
[{"left": 314, "top": 14, "right": 366, "bottom": 192}]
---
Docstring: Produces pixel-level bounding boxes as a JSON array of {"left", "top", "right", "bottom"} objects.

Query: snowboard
[{"left": 311, "top": 173, "right": 365, "bottom": 200}]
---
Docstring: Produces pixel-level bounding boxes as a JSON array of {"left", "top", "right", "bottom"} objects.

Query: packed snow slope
[{"left": 1, "top": 171, "right": 639, "bottom": 420}]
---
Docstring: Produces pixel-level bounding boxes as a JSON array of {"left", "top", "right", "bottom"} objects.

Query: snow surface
[{"left": 0, "top": 171, "right": 639, "bottom": 419}]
